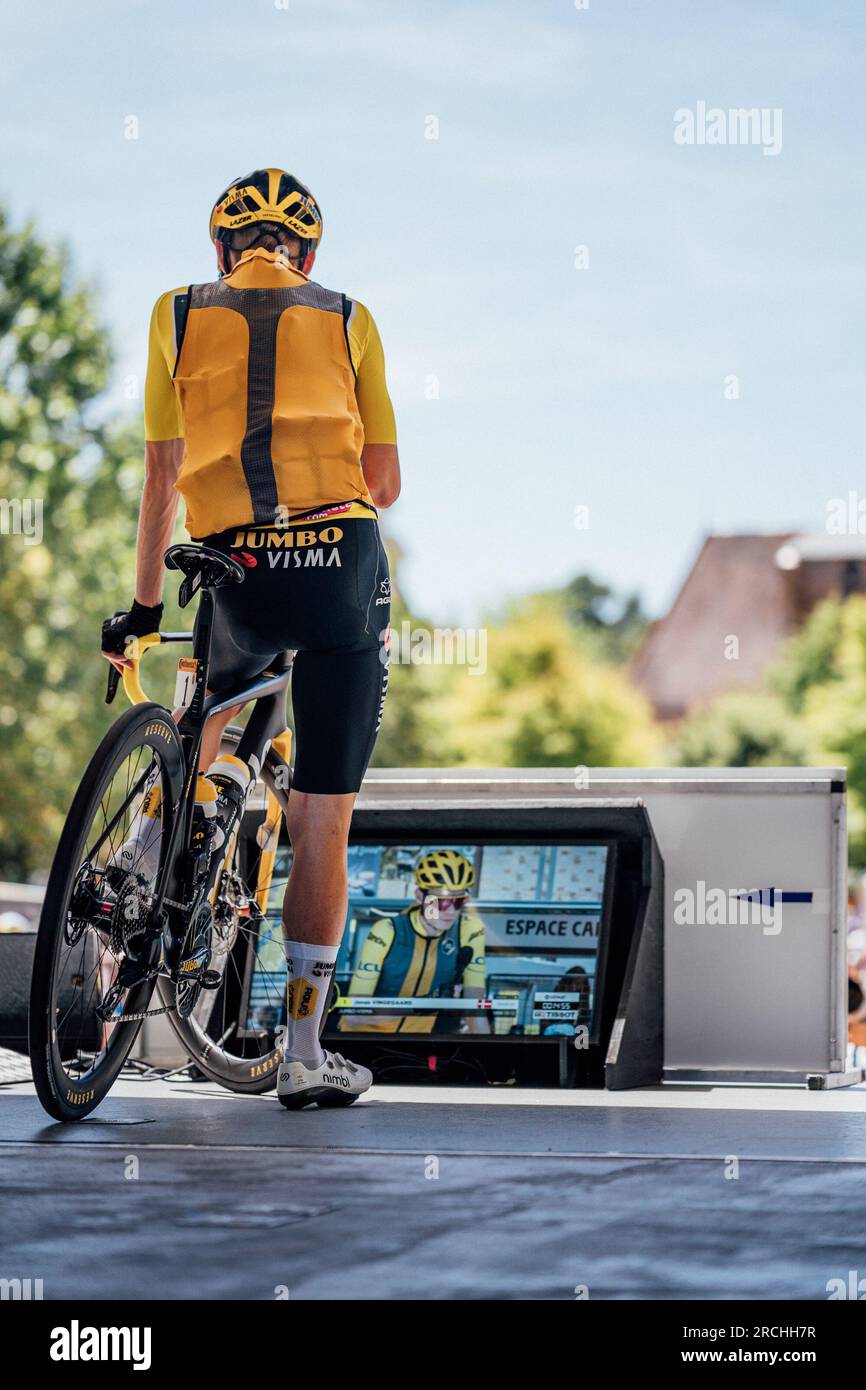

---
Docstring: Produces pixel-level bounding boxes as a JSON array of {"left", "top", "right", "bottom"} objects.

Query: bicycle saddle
[{"left": 164, "top": 544, "right": 246, "bottom": 609}]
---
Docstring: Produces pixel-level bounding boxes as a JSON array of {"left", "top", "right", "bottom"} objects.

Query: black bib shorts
[{"left": 203, "top": 516, "right": 391, "bottom": 795}]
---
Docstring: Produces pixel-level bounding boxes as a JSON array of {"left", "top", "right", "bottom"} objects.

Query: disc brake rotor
[
  {"left": 175, "top": 902, "right": 214, "bottom": 1019},
  {"left": 212, "top": 870, "right": 249, "bottom": 957}
]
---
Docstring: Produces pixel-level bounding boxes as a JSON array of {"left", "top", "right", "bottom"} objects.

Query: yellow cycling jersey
[
  {"left": 339, "top": 906, "right": 486, "bottom": 1034},
  {"left": 144, "top": 247, "right": 397, "bottom": 538}
]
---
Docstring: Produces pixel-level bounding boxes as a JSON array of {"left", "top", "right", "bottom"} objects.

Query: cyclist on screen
[
  {"left": 339, "top": 850, "right": 490, "bottom": 1034},
  {"left": 100, "top": 168, "right": 400, "bottom": 1108}
]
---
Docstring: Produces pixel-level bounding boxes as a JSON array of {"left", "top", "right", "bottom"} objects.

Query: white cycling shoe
[{"left": 277, "top": 1050, "right": 373, "bottom": 1110}]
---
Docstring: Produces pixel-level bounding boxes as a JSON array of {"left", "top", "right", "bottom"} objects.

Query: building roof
[{"left": 631, "top": 533, "right": 798, "bottom": 720}]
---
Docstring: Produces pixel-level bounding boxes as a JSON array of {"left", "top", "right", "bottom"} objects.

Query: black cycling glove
[{"left": 101, "top": 599, "right": 164, "bottom": 656}]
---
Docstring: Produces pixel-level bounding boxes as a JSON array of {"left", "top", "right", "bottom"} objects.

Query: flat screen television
[{"left": 240, "top": 836, "right": 616, "bottom": 1048}]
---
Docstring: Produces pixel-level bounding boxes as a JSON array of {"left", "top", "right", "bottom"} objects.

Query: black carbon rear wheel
[{"left": 156, "top": 727, "right": 293, "bottom": 1093}]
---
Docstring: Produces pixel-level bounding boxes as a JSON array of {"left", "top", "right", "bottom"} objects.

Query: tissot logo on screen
[{"left": 50, "top": 1321, "right": 151, "bottom": 1370}]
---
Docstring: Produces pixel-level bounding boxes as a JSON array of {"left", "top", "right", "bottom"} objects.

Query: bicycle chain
[{"left": 113, "top": 1001, "right": 177, "bottom": 1024}]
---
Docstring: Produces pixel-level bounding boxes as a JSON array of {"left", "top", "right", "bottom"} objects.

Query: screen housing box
[
  {"left": 355, "top": 769, "right": 848, "bottom": 1085},
  {"left": 318, "top": 800, "right": 664, "bottom": 1089}
]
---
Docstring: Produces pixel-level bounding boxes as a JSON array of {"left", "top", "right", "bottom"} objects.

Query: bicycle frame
[{"left": 118, "top": 584, "right": 292, "bottom": 971}]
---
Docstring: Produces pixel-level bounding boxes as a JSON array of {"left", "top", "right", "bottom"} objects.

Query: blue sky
[{"left": 2, "top": 0, "right": 864, "bottom": 623}]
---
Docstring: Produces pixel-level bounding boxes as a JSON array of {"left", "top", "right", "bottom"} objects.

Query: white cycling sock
[{"left": 282, "top": 940, "right": 339, "bottom": 1069}]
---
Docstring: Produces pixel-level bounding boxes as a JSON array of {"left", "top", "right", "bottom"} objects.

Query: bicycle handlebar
[
  {"left": 122, "top": 631, "right": 163, "bottom": 705},
  {"left": 104, "top": 631, "right": 193, "bottom": 707}
]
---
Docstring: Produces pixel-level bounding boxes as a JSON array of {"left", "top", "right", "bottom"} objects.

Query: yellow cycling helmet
[
  {"left": 414, "top": 849, "right": 476, "bottom": 896},
  {"left": 209, "top": 168, "right": 323, "bottom": 274}
]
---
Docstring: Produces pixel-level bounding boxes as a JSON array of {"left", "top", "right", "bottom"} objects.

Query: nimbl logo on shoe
[{"left": 49, "top": 1320, "right": 152, "bottom": 1370}]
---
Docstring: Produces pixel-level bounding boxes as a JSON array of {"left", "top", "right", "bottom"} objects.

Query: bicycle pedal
[{"left": 199, "top": 970, "right": 222, "bottom": 990}]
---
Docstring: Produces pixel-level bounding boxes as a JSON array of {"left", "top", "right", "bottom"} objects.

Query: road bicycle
[{"left": 29, "top": 544, "right": 297, "bottom": 1120}]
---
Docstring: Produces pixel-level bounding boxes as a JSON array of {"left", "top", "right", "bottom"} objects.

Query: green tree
[
  {"left": 768, "top": 594, "right": 844, "bottom": 712},
  {"left": 794, "top": 597, "right": 866, "bottom": 862},
  {"left": 674, "top": 690, "right": 810, "bottom": 768},
  {"left": 0, "top": 209, "right": 156, "bottom": 879},
  {"left": 557, "top": 573, "right": 648, "bottom": 663},
  {"left": 436, "top": 602, "right": 662, "bottom": 768},
  {"left": 671, "top": 596, "right": 866, "bottom": 861}
]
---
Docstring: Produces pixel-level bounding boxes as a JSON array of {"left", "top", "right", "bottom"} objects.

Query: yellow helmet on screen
[{"left": 414, "top": 849, "right": 475, "bottom": 895}]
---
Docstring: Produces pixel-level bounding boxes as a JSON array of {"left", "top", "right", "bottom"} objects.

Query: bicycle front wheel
[{"left": 29, "top": 702, "right": 184, "bottom": 1120}]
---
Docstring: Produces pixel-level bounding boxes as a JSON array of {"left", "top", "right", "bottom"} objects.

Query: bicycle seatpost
[{"left": 176, "top": 587, "right": 215, "bottom": 739}]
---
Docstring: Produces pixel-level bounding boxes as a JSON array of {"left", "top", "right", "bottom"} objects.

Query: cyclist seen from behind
[{"left": 101, "top": 168, "right": 400, "bottom": 1108}]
